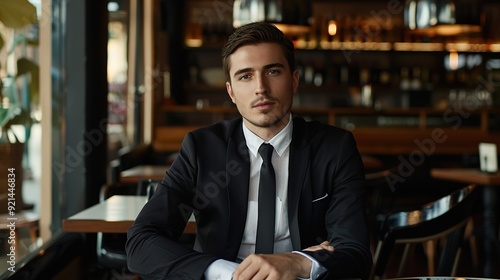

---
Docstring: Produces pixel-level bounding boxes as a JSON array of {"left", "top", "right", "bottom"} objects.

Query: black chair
[
  {"left": 370, "top": 184, "right": 478, "bottom": 280},
  {"left": 110, "top": 144, "right": 152, "bottom": 183},
  {"left": 110, "top": 143, "right": 176, "bottom": 183},
  {"left": 365, "top": 167, "right": 399, "bottom": 221},
  {"left": 96, "top": 183, "right": 137, "bottom": 271},
  {"left": 136, "top": 178, "right": 160, "bottom": 200},
  {"left": 95, "top": 181, "right": 157, "bottom": 274},
  {"left": 365, "top": 166, "right": 401, "bottom": 251}
]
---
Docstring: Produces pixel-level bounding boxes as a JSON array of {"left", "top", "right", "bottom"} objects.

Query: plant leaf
[
  {"left": 0, "top": 107, "right": 13, "bottom": 128},
  {"left": 1, "top": 77, "right": 19, "bottom": 105},
  {"left": 16, "top": 57, "right": 38, "bottom": 76},
  {"left": 4, "top": 107, "right": 31, "bottom": 127},
  {"left": 0, "top": 99, "right": 22, "bottom": 128},
  {"left": 0, "top": 33, "right": 4, "bottom": 52},
  {"left": 16, "top": 58, "right": 40, "bottom": 107},
  {"left": 26, "top": 38, "right": 38, "bottom": 46},
  {"left": 29, "top": 67, "right": 40, "bottom": 105},
  {"left": 0, "top": 0, "right": 37, "bottom": 28},
  {"left": 0, "top": 33, "right": 3, "bottom": 71}
]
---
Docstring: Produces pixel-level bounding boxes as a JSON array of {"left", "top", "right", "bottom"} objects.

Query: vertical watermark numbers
[{"left": 6, "top": 167, "right": 17, "bottom": 272}]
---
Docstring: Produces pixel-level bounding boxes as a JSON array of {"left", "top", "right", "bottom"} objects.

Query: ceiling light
[{"left": 233, "top": 0, "right": 312, "bottom": 36}]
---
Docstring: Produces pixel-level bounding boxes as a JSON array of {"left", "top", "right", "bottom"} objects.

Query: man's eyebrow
[
  {"left": 232, "top": 63, "right": 286, "bottom": 78},
  {"left": 263, "top": 63, "right": 285, "bottom": 70},
  {"left": 233, "top": 67, "right": 253, "bottom": 78}
]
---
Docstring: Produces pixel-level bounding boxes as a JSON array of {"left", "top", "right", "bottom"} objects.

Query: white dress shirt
[
  {"left": 238, "top": 115, "right": 294, "bottom": 258},
  {"left": 205, "top": 116, "right": 327, "bottom": 279}
]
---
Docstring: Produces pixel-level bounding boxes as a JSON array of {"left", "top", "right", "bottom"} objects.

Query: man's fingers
[
  {"left": 319, "top": 241, "right": 334, "bottom": 251},
  {"left": 233, "top": 253, "right": 307, "bottom": 279},
  {"left": 303, "top": 241, "right": 334, "bottom": 252},
  {"left": 233, "top": 254, "right": 261, "bottom": 280}
]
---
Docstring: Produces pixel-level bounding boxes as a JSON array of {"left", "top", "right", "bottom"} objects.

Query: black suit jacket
[{"left": 126, "top": 116, "right": 372, "bottom": 279}]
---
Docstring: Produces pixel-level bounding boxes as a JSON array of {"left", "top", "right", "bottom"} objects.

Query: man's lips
[{"left": 253, "top": 100, "right": 275, "bottom": 110}]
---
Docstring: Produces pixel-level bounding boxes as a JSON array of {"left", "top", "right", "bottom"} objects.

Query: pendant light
[
  {"left": 233, "top": 0, "right": 312, "bottom": 35},
  {"left": 404, "top": 0, "right": 482, "bottom": 36}
]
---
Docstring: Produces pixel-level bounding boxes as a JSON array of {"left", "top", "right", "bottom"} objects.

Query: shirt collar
[{"left": 242, "top": 115, "right": 293, "bottom": 158}]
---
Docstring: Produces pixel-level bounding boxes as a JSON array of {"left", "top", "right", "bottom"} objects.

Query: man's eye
[
  {"left": 239, "top": 74, "right": 250, "bottom": 80},
  {"left": 268, "top": 69, "right": 280, "bottom": 75}
]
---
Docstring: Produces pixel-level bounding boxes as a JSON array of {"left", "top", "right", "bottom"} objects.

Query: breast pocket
[
  {"left": 310, "top": 192, "right": 329, "bottom": 239},
  {"left": 311, "top": 193, "right": 329, "bottom": 217},
  {"left": 312, "top": 193, "right": 328, "bottom": 203}
]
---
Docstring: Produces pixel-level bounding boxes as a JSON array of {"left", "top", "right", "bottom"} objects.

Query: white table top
[
  {"left": 62, "top": 195, "right": 196, "bottom": 234},
  {"left": 63, "top": 195, "right": 147, "bottom": 233}
]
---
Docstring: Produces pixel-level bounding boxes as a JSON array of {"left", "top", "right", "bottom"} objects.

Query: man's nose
[{"left": 254, "top": 75, "right": 270, "bottom": 95}]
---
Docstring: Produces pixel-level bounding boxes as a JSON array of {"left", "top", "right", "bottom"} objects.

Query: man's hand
[
  {"left": 232, "top": 241, "right": 334, "bottom": 280},
  {"left": 233, "top": 252, "right": 311, "bottom": 280}
]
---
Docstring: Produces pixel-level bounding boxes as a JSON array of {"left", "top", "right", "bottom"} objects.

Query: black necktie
[{"left": 255, "top": 143, "right": 276, "bottom": 254}]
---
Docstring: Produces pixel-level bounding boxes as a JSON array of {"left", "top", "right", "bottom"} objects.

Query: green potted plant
[{"left": 0, "top": 0, "right": 39, "bottom": 213}]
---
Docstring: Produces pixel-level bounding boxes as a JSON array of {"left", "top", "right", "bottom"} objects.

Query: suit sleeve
[
  {"left": 126, "top": 132, "right": 218, "bottom": 279},
  {"left": 302, "top": 130, "right": 372, "bottom": 280}
]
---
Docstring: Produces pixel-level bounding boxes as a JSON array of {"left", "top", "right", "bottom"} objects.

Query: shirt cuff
[
  {"left": 204, "top": 259, "right": 239, "bottom": 280},
  {"left": 292, "top": 251, "right": 328, "bottom": 280}
]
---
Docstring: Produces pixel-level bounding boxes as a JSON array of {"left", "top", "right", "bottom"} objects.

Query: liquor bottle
[
  {"left": 410, "top": 67, "right": 422, "bottom": 90},
  {"left": 400, "top": 67, "right": 411, "bottom": 91}
]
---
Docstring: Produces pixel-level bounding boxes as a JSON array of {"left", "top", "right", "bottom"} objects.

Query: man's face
[{"left": 226, "top": 43, "right": 299, "bottom": 138}]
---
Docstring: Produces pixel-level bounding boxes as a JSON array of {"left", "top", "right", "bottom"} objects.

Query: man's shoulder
[
  {"left": 192, "top": 118, "right": 240, "bottom": 131},
  {"left": 294, "top": 116, "right": 351, "bottom": 138},
  {"left": 190, "top": 118, "right": 242, "bottom": 138},
  {"left": 292, "top": 116, "right": 359, "bottom": 155}
]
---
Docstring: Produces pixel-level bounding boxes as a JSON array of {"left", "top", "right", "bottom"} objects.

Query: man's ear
[
  {"left": 292, "top": 69, "right": 300, "bottom": 94},
  {"left": 226, "top": 81, "right": 235, "bottom": 103}
]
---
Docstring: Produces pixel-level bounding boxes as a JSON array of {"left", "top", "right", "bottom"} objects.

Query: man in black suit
[{"left": 126, "top": 22, "right": 371, "bottom": 279}]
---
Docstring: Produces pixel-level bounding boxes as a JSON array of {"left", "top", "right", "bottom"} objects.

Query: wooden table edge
[
  {"left": 62, "top": 219, "right": 134, "bottom": 233},
  {"left": 62, "top": 218, "right": 196, "bottom": 234},
  {"left": 431, "top": 168, "right": 500, "bottom": 186}
]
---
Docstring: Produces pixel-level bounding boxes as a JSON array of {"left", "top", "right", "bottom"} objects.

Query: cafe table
[
  {"left": 430, "top": 168, "right": 500, "bottom": 277},
  {"left": 361, "top": 155, "right": 383, "bottom": 171},
  {"left": 62, "top": 195, "right": 196, "bottom": 234},
  {"left": 119, "top": 165, "right": 170, "bottom": 184}
]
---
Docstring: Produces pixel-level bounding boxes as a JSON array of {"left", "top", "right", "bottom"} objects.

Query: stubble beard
[{"left": 243, "top": 105, "right": 291, "bottom": 134}]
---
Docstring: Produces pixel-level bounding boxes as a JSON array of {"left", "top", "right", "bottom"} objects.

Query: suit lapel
[
  {"left": 225, "top": 121, "right": 250, "bottom": 259},
  {"left": 287, "top": 117, "right": 310, "bottom": 250}
]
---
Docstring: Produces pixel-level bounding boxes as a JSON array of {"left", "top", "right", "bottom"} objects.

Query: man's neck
[{"left": 243, "top": 115, "right": 291, "bottom": 142}]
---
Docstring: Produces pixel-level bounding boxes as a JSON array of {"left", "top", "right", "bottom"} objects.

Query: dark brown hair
[{"left": 221, "top": 22, "right": 296, "bottom": 83}]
